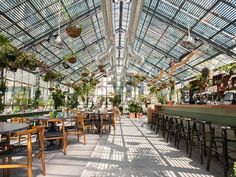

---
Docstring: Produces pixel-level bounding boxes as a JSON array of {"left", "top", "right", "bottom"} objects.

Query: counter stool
[
  {"left": 206, "top": 125, "right": 236, "bottom": 177},
  {"left": 189, "top": 120, "right": 211, "bottom": 164},
  {"left": 176, "top": 117, "right": 186, "bottom": 149},
  {"left": 155, "top": 112, "right": 166, "bottom": 137},
  {"left": 151, "top": 112, "right": 158, "bottom": 131},
  {"left": 183, "top": 118, "right": 192, "bottom": 154},
  {"left": 166, "top": 115, "right": 179, "bottom": 147}
]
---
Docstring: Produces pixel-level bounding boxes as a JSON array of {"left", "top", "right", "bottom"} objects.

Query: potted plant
[
  {"left": 81, "top": 68, "right": 90, "bottom": 77},
  {"left": 64, "top": 53, "right": 77, "bottom": 64},
  {"left": 51, "top": 87, "right": 65, "bottom": 109},
  {"left": 43, "top": 70, "right": 62, "bottom": 82},
  {"left": 66, "top": 24, "right": 83, "bottom": 38},
  {"left": 67, "top": 92, "right": 79, "bottom": 109},
  {"left": 32, "top": 88, "right": 41, "bottom": 109},
  {"left": 128, "top": 101, "right": 143, "bottom": 118}
]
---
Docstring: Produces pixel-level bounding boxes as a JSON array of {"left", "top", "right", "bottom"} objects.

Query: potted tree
[{"left": 128, "top": 101, "right": 143, "bottom": 118}]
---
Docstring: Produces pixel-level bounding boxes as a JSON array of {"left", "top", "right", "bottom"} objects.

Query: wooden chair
[
  {"left": 10, "top": 117, "right": 29, "bottom": 145},
  {"left": 99, "top": 113, "right": 115, "bottom": 137},
  {"left": 0, "top": 127, "right": 46, "bottom": 177},
  {"left": 42, "top": 119, "right": 67, "bottom": 155},
  {"left": 65, "top": 114, "right": 86, "bottom": 145},
  {"left": 83, "top": 113, "right": 94, "bottom": 134}
]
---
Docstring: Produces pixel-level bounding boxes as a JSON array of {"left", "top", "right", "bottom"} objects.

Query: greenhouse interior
[{"left": 0, "top": 0, "right": 236, "bottom": 177}]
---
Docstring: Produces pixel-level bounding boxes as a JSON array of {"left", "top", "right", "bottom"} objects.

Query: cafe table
[{"left": 0, "top": 122, "right": 29, "bottom": 149}]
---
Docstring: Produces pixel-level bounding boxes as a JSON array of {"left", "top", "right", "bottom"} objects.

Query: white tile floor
[{"left": 3, "top": 116, "right": 221, "bottom": 177}]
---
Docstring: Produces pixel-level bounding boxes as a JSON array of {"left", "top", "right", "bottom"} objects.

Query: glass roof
[{"left": 1, "top": 0, "right": 236, "bottom": 84}]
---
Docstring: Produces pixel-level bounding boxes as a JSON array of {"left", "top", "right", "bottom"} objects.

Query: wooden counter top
[{"left": 155, "top": 104, "right": 236, "bottom": 127}]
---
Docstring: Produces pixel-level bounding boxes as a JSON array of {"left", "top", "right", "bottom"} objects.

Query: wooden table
[{"left": 0, "top": 122, "right": 29, "bottom": 149}]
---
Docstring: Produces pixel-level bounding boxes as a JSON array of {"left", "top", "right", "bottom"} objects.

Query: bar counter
[{"left": 155, "top": 104, "right": 236, "bottom": 127}]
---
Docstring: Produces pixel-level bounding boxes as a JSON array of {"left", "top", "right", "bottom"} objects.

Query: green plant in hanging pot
[
  {"left": 64, "top": 53, "right": 77, "bottom": 64},
  {"left": 66, "top": 24, "right": 83, "bottom": 38}
]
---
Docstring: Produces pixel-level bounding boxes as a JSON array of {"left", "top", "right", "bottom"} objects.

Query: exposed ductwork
[
  {"left": 122, "top": 0, "right": 144, "bottom": 77},
  {"left": 100, "top": 0, "right": 116, "bottom": 74}
]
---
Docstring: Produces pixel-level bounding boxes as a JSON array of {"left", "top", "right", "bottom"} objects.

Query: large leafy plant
[{"left": 51, "top": 87, "right": 65, "bottom": 109}]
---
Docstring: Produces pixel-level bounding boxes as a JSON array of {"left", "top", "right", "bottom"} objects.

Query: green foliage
[
  {"left": 149, "top": 85, "right": 159, "bottom": 97},
  {"left": 109, "top": 94, "right": 121, "bottom": 107},
  {"left": 128, "top": 101, "right": 143, "bottom": 113},
  {"left": 0, "top": 79, "right": 7, "bottom": 112},
  {"left": 218, "top": 62, "right": 236, "bottom": 75},
  {"left": 138, "top": 94, "right": 151, "bottom": 106},
  {"left": 67, "top": 92, "right": 79, "bottom": 109},
  {"left": 158, "top": 95, "right": 165, "bottom": 104},
  {"left": 43, "top": 70, "right": 62, "bottom": 82},
  {"left": 13, "top": 92, "right": 28, "bottom": 110},
  {"left": 32, "top": 88, "right": 41, "bottom": 109},
  {"left": 51, "top": 87, "right": 65, "bottom": 109}
]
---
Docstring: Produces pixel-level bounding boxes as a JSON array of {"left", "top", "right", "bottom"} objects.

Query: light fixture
[
  {"left": 180, "top": 1, "right": 196, "bottom": 50},
  {"left": 51, "top": 1, "right": 64, "bottom": 49}
]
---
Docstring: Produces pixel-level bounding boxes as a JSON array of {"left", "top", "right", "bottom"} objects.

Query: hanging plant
[
  {"left": 43, "top": 70, "right": 62, "bottom": 82},
  {"left": 98, "top": 64, "right": 104, "bottom": 70},
  {"left": 66, "top": 25, "right": 83, "bottom": 38},
  {"left": 62, "top": 61, "right": 70, "bottom": 69},
  {"left": 64, "top": 53, "right": 77, "bottom": 64}
]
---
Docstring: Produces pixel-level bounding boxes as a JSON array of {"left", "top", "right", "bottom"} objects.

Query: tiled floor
[{"left": 3, "top": 116, "right": 221, "bottom": 177}]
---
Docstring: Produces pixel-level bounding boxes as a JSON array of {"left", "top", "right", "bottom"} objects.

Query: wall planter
[{"left": 66, "top": 25, "right": 82, "bottom": 38}]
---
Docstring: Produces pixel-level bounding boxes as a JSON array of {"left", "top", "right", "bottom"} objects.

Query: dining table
[{"left": 0, "top": 122, "right": 29, "bottom": 149}]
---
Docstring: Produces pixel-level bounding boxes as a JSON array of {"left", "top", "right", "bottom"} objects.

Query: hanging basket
[
  {"left": 66, "top": 26, "right": 82, "bottom": 38},
  {"left": 48, "top": 87, "right": 54, "bottom": 91},
  {"left": 98, "top": 64, "right": 104, "bottom": 70},
  {"left": 81, "top": 72, "right": 89, "bottom": 77},
  {"left": 62, "top": 62, "right": 70, "bottom": 69},
  {"left": 100, "top": 68, "right": 105, "bottom": 73},
  {"left": 66, "top": 56, "right": 77, "bottom": 64}
]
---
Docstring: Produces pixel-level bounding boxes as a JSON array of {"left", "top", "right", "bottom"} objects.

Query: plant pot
[
  {"left": 129, "top": 113, "right": 135, "bottom": 118},
  {"left": 81, "top": 72, "right": 88, "bottom": 77},
  {"left": 67, "top": 56, "right": 77, "bottom": 64},
  {"left": 66, "top": 26, "right": 82, "bottom": 38},
  {"left": 98, "top": 64, "right": 104, "bottom": 70},
  {"left": 100, "top": 68, "right": 105, "bottom": 73},
  {"left": 7, "top": 54, "right": 16, "bottom": 62},
  {"left": 9, "top": 64, "right": 18, "bottom": 72},
  {"left": 62, "top": 62, "right": 70, "bottom": 69},
  {"left": 48, "top": 87, "right": 54, "bottom": 91}
]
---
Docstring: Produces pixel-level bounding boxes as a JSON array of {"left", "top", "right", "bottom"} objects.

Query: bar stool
[
  {"left": 206, "top": 124, "right": 236, "bottom": 177},
  {"left": 155, "top": 112, "right": 165, "bottom": 136},
  {"left": 166, "top": 115, "right": 179, "bottom": 147},
  {"left": 176, "top": 117, "right": 186, "bottom": 149},
  {"left": 151, "top": 112, "right": 158, "bottom": 131}
]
